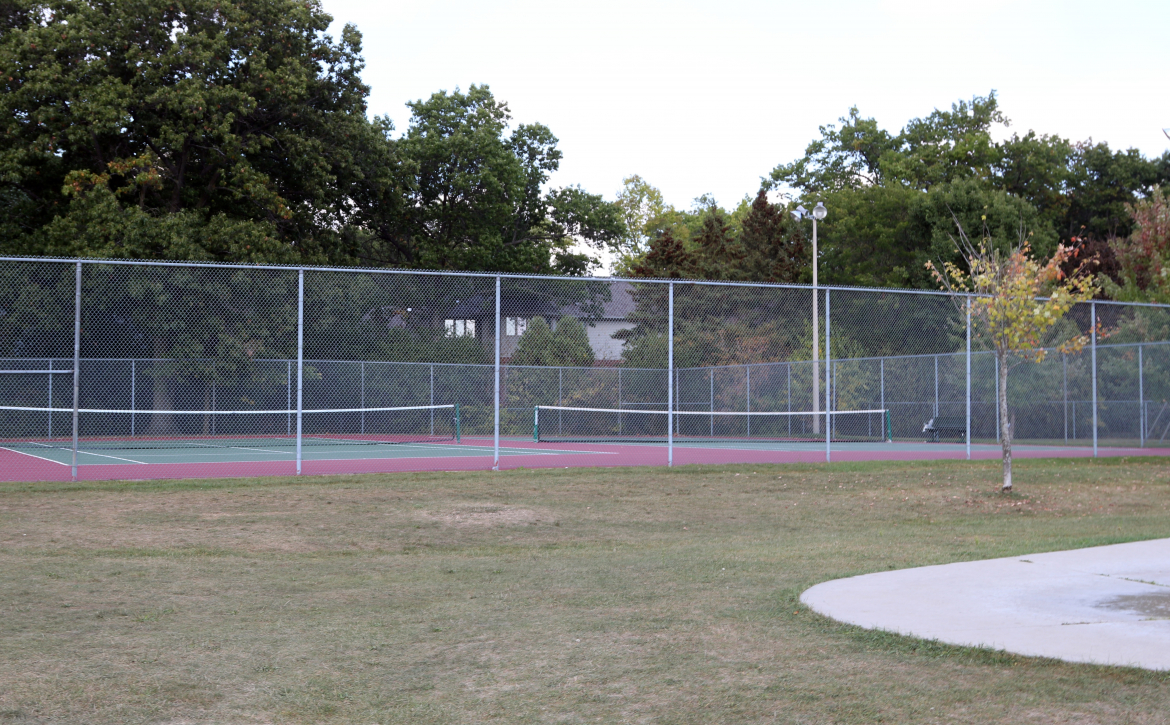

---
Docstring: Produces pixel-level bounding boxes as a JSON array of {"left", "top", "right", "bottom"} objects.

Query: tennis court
[
  {"left": 3, "top": 428, "right": 1164, "bottom": 483},
  {"left": 3, "top": 256, "right": 1170, "bottom": 483}
]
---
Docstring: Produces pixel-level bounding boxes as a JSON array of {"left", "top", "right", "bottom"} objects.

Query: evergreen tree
[
  {"left": 739, "top": 189, "right": 808, "bottom": 283},
  {"left": 550, "top": 316, "right": 595, "bottom": 367},
  {"left": 510, "top": 316, "right": 595, "bottom": 367}
]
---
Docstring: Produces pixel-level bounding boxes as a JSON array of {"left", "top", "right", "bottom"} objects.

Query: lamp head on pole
[
  {"left": 812, "top": 201, "right": 827, "bottom": 221},
  {"left": 792, "top": 205, "right": 808, "bottom": 221}
]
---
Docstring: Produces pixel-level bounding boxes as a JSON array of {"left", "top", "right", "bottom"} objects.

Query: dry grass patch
[{"left": 1, "top": 457, "right": 1168, "bottom": 724}]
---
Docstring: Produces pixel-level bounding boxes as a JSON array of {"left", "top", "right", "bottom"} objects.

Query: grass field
[{"left": 2, "top": 458, "right": 1169, "bottom": 724}]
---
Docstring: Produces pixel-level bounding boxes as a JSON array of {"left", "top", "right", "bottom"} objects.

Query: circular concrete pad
[{"left": 801, "top": 538, "right": 1170, "bottom": 670}]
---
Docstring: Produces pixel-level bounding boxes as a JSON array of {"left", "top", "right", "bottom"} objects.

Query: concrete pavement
[{"left": 800, "top": 538, "right": 1170, "bottom": 670}]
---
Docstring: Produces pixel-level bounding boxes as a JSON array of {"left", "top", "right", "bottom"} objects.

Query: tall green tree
[
  {"left": 357, "top": 86, "right": 624, "bottom": 275},
  {"left": 509, "top": 316, "right": 595, "bottom": 367},
  {"left": 0, "top": 0, "right": 380, "bottom": 263},
  {"left": 770, "top": 92, "right": 1170, "bottom": 291}
]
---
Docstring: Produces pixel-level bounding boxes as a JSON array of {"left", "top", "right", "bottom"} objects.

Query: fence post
[
  {"left": 1091, "top": 301, "right": 1098, "bottom": 458},
  {"left": 746, "top": 365, "right": 751, "bottom": 438},
  {"left": 296, "top": 268, "right": 304, "bottom": 475},
  {"left": 668, "top": 282, "right": 674, "bottom": 467},
  {"left": 709, "top": 368, "right": 714, "bottom": 437},
  {"left": 934, "top": 355, "right": 939, "bottom": 418},
  {"left": 71, "top": 261, "right": 81, "bottom": 482},
  {"left": 1139, "top": 344, "right": 1144, "bottom": 447},
  {"left": 494, "top": 275, "right": 501, "bottom": 470},
  {"left": 966, "top": 297, "right": 971, "bottom": 460},
  {"left": 825, "top": 288, "right": 831, "bottom": 462},
  {"left": 1062, "top": 352, "right": 1068, "bottom": 444},
  {"left": 618, "top": 367, "right": 622, "bottom": 436},
  {"left": 994, "top": 356, "right": 1000, "bottom": 443},
  {"left": 813, "top": 286, "right": 820, "bottom": 434}
]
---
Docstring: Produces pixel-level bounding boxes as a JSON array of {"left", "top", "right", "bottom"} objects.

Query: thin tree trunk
[{"left": 999, "top": 351, "right": 1012, "bottom": 492}]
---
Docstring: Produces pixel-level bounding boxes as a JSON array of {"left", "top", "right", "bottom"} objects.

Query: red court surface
[{"left": 2, "top": 438, "right": 1167, "bottom": 483}]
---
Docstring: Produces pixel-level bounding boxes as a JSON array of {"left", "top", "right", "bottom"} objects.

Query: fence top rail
[{"left": 6, "top": 254, "right": 1170, "bottom": 309}]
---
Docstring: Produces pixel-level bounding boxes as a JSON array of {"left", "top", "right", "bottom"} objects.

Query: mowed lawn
[{"left": 2, "top": 458, "right": 1169, "bottom": 724}]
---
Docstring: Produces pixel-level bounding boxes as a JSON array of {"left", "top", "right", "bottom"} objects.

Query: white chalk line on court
[
  {"left": 0, "top": 441, "right": 145, "bottom": 464},
  {"left": 0, "top": 445, "right": 70, "bottom": 466}
]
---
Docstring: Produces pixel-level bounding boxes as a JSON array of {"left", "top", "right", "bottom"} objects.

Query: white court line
[
  {"left": 73, "top": 448, "right": 148, "bottom": 464},
  {"left": 0, "top": 445, "right": 69, "bottom": 466}
]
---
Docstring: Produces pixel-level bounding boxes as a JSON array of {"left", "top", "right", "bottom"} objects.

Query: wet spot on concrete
[{"left": 1096, "top": 592, "right": 1170, "bottom": 618}]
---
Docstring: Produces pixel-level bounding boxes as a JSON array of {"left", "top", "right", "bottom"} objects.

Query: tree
[
  {"left": 1, "top": 0, "right": 379, "bottom": 264},
  {"left": 627, "top": 229, "right": 697, "bottom": 279},
  {"left": 927, "top": 224, "right": 1096, "bottom": 492},
  {"left": 357, "top": 86, "right": 624, "bottom": 275},
  {"left": 549, "top": 316, "right": 595, "bottom": 368},
  {"left": 738, "top": 189, "right": 808, "bottom": 283},
  {"left": 1107, "top": 186, "right": 1170, "bottom": 302},
  {"left": 770, "top": 93, "right": 1170, "bottom": 291},
  {"left": 613, "top": 175, "right": 668, "bottom": 274},
  {"left": 509, "top": 316, "right": 595, "bottom": 367}
]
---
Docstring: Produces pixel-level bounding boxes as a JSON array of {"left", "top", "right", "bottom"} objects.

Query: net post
[
  {"left": 130, "top": 359, "right": 136, "bottom": 438},
  {"left": 296, "top": 268, "right": 304, "bottom": 475},
  {"left": 825, "top": 288, "right": 831, "bottom": 462},
  {"left": 1091, "top": 301, "right": 1098, "bottom": 458},
  {"left": 455, "top": 403, "right": 461, "bottom": 444},
  {"left": 533, "top": 406, "right": 539, "bottom": 442},
  {"left": 886, "top": 409, "right": 892, "bottom": 443},
  {"left": 494, "top": 275, "right": 501, "bottom": 471},
  {"left": 965, "top": 296, "right": 971, "bottom": 460},
  {"left": 668, "top": 281, "right": 674, "bottom": 468},
  {"left": 71, "top": 261, "right": 81, "bottom": 482}
]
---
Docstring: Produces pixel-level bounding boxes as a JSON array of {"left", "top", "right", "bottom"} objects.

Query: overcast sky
[{"left": 320, "top": 0, "right": 1169, "bottom": 212}]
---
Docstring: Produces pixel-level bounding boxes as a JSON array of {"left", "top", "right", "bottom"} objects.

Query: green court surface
[
  {"left": 4, "top": 435, "right": 1094, "bottom": 468},
  {"left": 2, "top": 439, "right": 610, "bottom": 467}
]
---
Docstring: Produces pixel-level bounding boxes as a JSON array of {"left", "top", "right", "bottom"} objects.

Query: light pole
[{"left": 793, "top": 202, "right": 827, "bottom": 431}]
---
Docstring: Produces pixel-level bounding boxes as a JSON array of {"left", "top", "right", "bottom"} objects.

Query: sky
[{"left": 320, "top": 0, "right": 1169, "bottom": 213}]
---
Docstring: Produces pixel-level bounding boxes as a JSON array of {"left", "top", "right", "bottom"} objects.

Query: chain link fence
[{"left": 2, "top": 257, "right": 1169, "bottom": 480}]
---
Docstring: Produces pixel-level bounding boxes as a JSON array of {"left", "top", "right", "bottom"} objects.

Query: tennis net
[
  {"left": 0, "top": 404, "right": 459, "bottom": 450},
  {"left": 533, "top": 405, "right": 891, "bottom": 444}
]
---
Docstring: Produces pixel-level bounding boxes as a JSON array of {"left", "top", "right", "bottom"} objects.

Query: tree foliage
[
  {"left": 0, "top": 4, "right": 622, "bottom": 275},
  {"left": 1107, "top": 186, "right": 1170, "bottom": 303},
  {"left": 627, "top": 190, "right": 806, "bottom": 283},
  {"left": 355, "top": 86, "right": 624, "bottom": 275},
  {"left": 1, "top": 0, "right": 380, "bottom": 263},
  {"left": 510, "top": 316, "right": 595, "bottom": 367},
  {"left": 770, "top": 92, "right": 1170, "bottom": 291}
]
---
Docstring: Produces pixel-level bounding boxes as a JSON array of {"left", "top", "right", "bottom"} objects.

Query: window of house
[
  {"left": 445, "top": 319, "right": 476, "bottom": 337},
  {"left": 505, "top": 317, "right": 528, "bottom": 336}
]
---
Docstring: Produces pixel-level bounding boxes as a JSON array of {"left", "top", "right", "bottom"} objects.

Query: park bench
[{"left": 923, "top": 416, "right": 966, "bottom": 442}]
